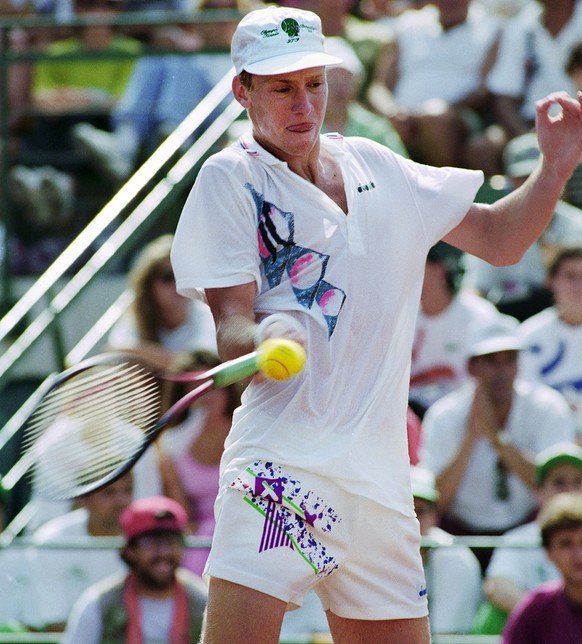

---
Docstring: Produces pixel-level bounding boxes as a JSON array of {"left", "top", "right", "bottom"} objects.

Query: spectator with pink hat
[{"left": 63, "top": 495, "right": 207, "bottom": 644}]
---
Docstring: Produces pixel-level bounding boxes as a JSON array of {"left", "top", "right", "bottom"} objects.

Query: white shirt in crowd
[{"left": 421, "top": 379, "right": 576, "bottom": 532}]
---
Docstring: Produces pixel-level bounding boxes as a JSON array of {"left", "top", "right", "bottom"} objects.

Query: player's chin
[{"left": 286, "top": 126, "right": 319, "bottom": 146}]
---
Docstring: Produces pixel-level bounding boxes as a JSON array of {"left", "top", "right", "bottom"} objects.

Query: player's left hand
[{"left": 535, "top": 91, "right": 582, "bottom": 183}]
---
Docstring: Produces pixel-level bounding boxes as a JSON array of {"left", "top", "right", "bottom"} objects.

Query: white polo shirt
[{"left": 172, "top": 132, "right": 482, "bottom": 516}]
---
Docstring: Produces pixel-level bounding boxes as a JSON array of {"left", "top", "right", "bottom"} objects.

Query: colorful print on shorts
[{"left": 230, "top": 461, "right": 341, "bottom": 577}]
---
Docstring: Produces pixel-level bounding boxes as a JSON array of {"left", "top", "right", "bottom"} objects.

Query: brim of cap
[
  {"left": 125, "top": 527, "right": 183, "bottom": 541},
  {"left": 241, "top": 51, "right": 343, "bottom": 76},
  {"left": 470, "top": 337, "right": 526, "bottom": 358}
]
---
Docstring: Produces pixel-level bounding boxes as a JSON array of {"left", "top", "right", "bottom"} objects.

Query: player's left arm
[{"left": 444, "top": 91, "right": 582, "bottom": 266}]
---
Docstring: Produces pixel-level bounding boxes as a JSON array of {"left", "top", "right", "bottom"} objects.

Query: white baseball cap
[
  {"left": 468, "top": 314, "right": 526, "bottom": 359},
  {"left": 231, "top": 6, "right": 343, "bottom": 76}
]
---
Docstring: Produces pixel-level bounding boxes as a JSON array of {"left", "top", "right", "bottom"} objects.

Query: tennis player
[{"left": 171, "top": 6, "right": 582, "bottom": 642}]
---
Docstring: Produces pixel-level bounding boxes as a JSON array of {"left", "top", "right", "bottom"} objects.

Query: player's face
[
  {"left": 547, "top": 525, "right": 582, "bottom": 586},
  {"left": 234, "top": 67, "right": 328, "bottom": 163}
]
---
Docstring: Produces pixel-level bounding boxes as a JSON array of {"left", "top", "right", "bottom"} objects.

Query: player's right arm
[
  {"left": 205, "top": 283, "right": 257, "bottom": 363},
  {"left": 205, "top": 283, "right": 307, "bottom": 366}
]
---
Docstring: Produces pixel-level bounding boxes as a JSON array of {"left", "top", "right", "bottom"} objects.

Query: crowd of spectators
[{"left": 1, "top": 0, "right": 582, "bottom": 641}]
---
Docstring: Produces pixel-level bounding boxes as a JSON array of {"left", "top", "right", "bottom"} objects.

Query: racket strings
[
  {"left": 23, "top": 364, "right": 156, "bottom": 444},
  {"left": 28, "top": 379, "right": 159, "bottom": 438},
  {"left": 25, "top": 361, "right": 162, "bottom": 499}
]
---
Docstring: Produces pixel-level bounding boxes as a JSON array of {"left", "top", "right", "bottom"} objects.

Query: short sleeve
[{"left": 172, "top": 154, "right": 261, "bottom": 299}]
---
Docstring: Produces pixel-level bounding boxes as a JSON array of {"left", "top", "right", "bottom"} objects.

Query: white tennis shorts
[{"left": 204, "top": 460, "right": 428, "bottom": 620}]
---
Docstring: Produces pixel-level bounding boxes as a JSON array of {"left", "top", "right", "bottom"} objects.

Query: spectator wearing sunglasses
[{"left": 420, "top": 314, "right": 576, "bottom": 572}]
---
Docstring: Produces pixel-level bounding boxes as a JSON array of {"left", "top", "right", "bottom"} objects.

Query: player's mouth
[{"left": 287, "top": 122, "right": 315, "bottom": 133}]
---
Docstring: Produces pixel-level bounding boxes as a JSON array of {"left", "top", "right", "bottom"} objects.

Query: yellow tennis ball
[{"left": 257, "top": 338, "right": 307, "bottom": 381}]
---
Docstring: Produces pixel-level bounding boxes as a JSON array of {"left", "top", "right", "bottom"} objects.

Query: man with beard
[{"left": 62, "top": 495, "right": 207, "bottom": 644}]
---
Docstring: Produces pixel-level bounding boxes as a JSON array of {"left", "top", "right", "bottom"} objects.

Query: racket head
[
  {"left": 23, "top": 353, "right": 164, "bottom": 501},
  {"left": 23, "top": 347, "right": 266, "bottom": 501}
]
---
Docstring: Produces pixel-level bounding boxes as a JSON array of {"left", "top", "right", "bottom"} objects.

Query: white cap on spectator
[{"left": 468, "top": 314, "right": 526, "bottom": 358}]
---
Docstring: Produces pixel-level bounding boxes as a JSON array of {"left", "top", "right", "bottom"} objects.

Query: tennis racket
[{"left": 23, "top": 339, "right": 305, "bottom": 501}]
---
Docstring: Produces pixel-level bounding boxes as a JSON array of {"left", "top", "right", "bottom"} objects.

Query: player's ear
[{"left": 232, "top": 75, "right": 251, "bottom": 108}]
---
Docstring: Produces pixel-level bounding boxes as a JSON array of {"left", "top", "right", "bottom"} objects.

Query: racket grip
[{"left": 211, "top": 352, "right": 260, "bottom": 389}]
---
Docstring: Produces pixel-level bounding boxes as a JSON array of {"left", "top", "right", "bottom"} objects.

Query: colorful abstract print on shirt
[
  {"left": 247, "top": 183, "right": 346, "bottom": 338},
  {"left": 230, "top": 461, "right": 341, "bottom": 578}
]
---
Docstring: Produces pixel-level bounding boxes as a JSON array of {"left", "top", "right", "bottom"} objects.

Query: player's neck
[{"left": 294, "top": 149, "right": 348, "bottom": 215}]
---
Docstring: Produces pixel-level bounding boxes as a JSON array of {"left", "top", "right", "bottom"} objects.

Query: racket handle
[{"left": 209, "top": 351, "right": 260, "bottom": 389}]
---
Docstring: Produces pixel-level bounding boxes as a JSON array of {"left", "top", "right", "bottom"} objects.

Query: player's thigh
[
  {"left": 202, "top": 577, "right": 288, "bottom": 644},
  {"left": 326, "top": 613, "right": 431, "bottom": 644}
]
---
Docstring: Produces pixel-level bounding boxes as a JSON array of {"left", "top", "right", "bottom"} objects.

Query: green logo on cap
[{"left": 281, "top": 18, "right": 300, "bottom": 39}]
